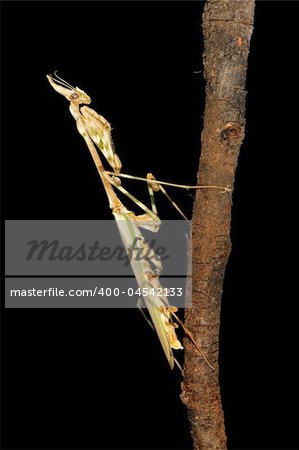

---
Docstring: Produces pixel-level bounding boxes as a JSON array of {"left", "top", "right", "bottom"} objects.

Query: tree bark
[{"left": 181, "top": 1, "right": 255, "bottom": 449}]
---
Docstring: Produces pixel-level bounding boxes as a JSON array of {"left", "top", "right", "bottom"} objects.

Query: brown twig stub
[{"left": 181, "top": 1, "right": 255, "bottom": 449}]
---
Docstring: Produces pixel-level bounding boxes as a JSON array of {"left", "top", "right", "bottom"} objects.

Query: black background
[{"left": 1, "top": 1, "right": 297, "bottom": 449}]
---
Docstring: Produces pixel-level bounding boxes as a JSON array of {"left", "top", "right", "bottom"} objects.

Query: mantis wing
[{"left": 113, "top": 211, "right": 183, "bottom": 369}]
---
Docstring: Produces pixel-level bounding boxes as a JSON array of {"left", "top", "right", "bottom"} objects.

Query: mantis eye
[{"left": 70, "top": 93, "right": 79, "bottom": 100}]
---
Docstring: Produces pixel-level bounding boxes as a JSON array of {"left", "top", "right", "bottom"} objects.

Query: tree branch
[{"left": 181, "top": 1, "right": 255, "bottom": 449}]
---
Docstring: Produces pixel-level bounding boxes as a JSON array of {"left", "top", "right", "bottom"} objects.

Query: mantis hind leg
[{"left": 146, "top": 173, "right": 188, "bottom": 221}]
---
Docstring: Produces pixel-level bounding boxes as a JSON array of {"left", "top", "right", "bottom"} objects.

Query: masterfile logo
[{"left": 5, "top": 220, "right": 189, "bottom": 276}]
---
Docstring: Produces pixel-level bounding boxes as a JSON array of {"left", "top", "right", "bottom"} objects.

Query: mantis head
[{"left": 47, "top": 72, "right": 91, "bottom": 105}]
